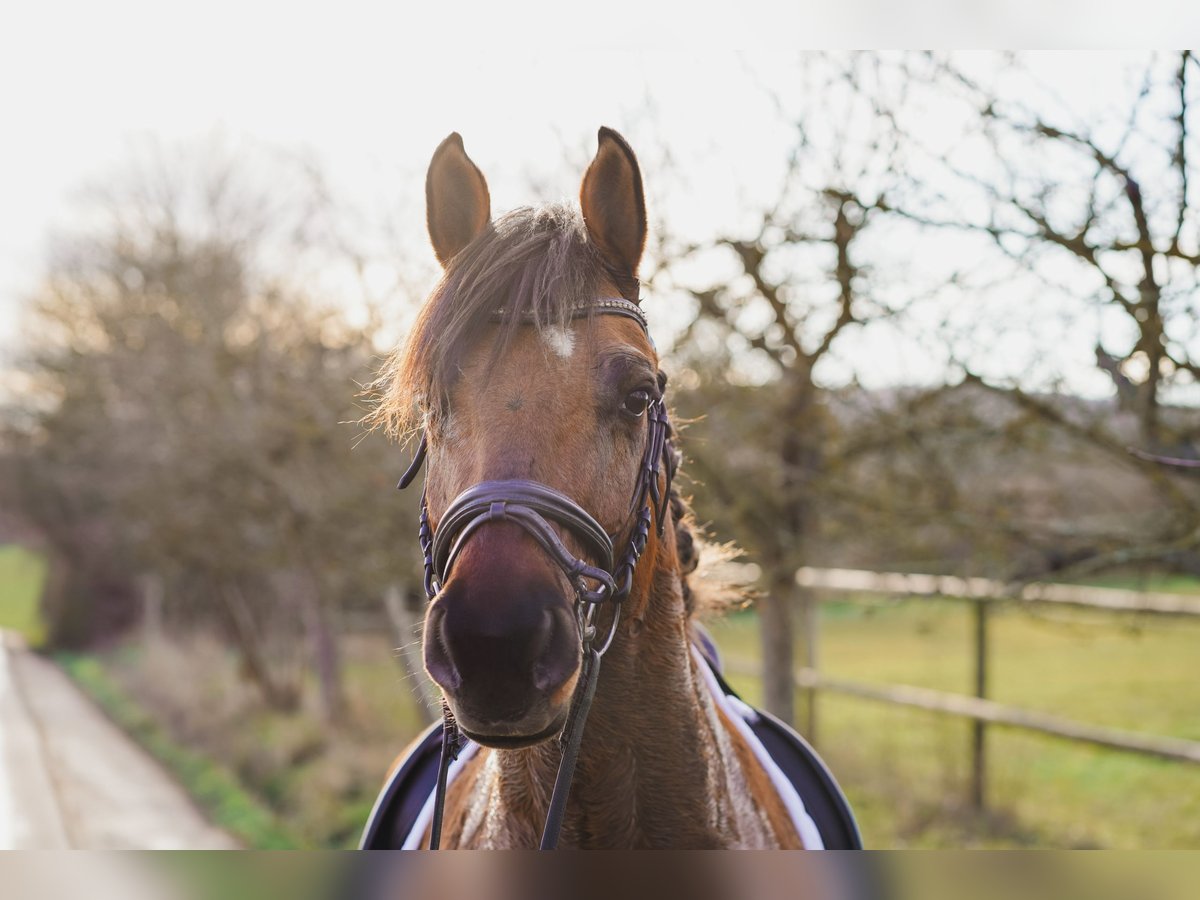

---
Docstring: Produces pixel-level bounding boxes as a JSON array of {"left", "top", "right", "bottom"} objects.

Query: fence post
[{"left": 970, "top": 599, "right": 989, "bottom": 811}]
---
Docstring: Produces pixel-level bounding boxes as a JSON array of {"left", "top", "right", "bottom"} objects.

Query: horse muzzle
[{"left": 423, "top": 525, "right": 583, "bottom": 746}]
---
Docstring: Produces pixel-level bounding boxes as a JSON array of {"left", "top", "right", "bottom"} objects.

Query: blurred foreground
[{"left": 3, "top": 851, "right": 1200, "bottom": 900}]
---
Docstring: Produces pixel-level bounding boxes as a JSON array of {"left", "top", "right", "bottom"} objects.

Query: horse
[{"left": 361, "top": 128, "right": 859, "bottom": 850}]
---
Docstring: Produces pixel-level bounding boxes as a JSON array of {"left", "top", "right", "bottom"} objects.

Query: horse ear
[
  {"left": 426, "top": 133, "right": 491, "bottom": 267},
  {"left": 580, "top": 127, "right": 647, "bottom": 277}
]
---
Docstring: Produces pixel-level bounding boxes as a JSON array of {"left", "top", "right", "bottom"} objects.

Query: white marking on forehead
[{"left": 541, "top": 325, "right": 576, "bottom": 359}]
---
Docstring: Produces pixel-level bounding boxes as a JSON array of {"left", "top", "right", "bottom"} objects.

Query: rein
[{"left": 396, "top": 297, "right": 675, "bottom": 850}]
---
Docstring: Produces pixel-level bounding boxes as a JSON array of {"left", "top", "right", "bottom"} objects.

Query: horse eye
[{"left": 621, "top": 389, "right": 651, "bottom": 417}]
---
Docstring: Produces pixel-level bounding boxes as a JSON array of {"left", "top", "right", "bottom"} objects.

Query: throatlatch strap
[{"left": 428, "top": 710, "right": 460, "bottom": 850}]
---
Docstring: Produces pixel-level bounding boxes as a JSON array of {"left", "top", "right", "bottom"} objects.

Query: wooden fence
[{"left": 726, "top": 567, "right": 1200, "bottom": 811}]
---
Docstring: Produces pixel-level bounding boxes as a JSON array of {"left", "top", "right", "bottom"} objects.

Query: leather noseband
[{"left": 433, "top": 481, "right": 617, "bottom": 605}]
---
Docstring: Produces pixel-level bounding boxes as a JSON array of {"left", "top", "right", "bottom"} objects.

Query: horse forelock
[{"left": 366, "top": 202, "right": 633, "bottom": 443}]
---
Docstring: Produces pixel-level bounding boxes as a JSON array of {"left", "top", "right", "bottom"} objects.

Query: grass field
[
  {"left": 0, "top": 545, "right": 47, "bottom": 646},
  {"left": 707, "top": 598, "right": 1200, "bottom": 848}
]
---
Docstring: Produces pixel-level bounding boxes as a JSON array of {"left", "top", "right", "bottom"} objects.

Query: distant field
[
  {"left": 707, "top": 597, "right": 1200, "bottom": 848},
  {"left": 0, "top": 545, "right": 47, "bottom": 646}
]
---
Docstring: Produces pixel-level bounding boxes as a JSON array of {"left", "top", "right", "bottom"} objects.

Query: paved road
[{"left": 0, "top": 631, "right": 236, "bottom": 849}]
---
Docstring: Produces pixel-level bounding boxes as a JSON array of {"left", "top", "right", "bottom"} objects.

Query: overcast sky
[
  {"left": 1, "top": 10, "right": 1189, "bottom": 396},
  {"left": 0, "top": 17, "right": 794, "bottom": 347}
]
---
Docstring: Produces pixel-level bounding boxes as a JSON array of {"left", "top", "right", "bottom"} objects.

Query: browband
[{"left": 491, "top": 297, "right": 648, "bottom": 332}]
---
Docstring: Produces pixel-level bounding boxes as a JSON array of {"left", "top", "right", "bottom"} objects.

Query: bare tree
[
  {"left": 859, "top": 51, "right": 1200, "bottom": 581},
  {"left": 652, "top": 58, "right": 938, "bottom": 724},
  {"left": 657, "top": 52, "right": 1200, "bottom": 724},
  {"left": 8, "top": 141, "right": 424, "bottom": 719}
]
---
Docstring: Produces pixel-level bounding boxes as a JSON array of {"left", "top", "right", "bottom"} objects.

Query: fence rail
[
  {"left": 724, "top": 660, "right": 1200, "bottom": 765},
  {"left": 768, "top": 567, "right": 1200, "bottom": 810},
  {"left": 795, "top": 566, "right": 1200, "bottom": 615}
]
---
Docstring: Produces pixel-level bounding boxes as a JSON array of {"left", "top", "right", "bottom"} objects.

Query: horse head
[{"left": 394, "top": 129, "right": 669, "bottom": 748}]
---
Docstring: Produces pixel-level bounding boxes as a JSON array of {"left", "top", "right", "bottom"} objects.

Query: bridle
[{"left": 396, "top": 297, "right": 676, "bottom": 849}]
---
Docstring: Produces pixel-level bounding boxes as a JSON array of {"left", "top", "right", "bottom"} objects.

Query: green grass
[
  {"left": 57, "top": 652, "right": 300, "bottom": 849},
  {"left": 0, "top": 545, "right": 47, "bottom": 646},
  {"left": 707, "top": 598, "right": 1200, "bottom": 848},
  {"left": 153, "top": 854, "right": 341, "bottom": 900}
]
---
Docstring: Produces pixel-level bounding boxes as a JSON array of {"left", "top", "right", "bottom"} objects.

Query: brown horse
[{"left": 367, "top": 128, "right": 822, "bottom": 849}]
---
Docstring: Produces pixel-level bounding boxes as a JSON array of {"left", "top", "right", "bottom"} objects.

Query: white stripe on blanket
[
  {"left": 400, "top": 740, "right": 481, "bottom": 850},
  {"left": 691, "top": 645, "right": 824, "bottom": 849}
]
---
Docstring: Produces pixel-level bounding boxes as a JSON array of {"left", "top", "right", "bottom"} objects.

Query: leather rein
[{"left": 396, "top": 297, "right": 676, "bottom": 849}]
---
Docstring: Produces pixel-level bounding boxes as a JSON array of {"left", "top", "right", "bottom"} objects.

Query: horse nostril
[
  {"left": 529, "top": 608, "right": 553, "bottom": 660},
  {"left": 532, "top": 606, "right": 579, "bottom": 694},
  {"left": 423, "top": 604, "right": 462, "bottom": 693},
  {"left": 426, "top": 577, "right": 580, "bottom": 710}
]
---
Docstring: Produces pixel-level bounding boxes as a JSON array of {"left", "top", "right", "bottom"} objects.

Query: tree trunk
[
  {"left": 140, "top": 572, "right": 164, "bottom": 644},
  {"left": 217, "top": 579, "right": 300, "bottom": 711},
  {"left": 760, "top": 571, "right": 797, "bottom": 724},
  {"left": 290, "top": 569, "right": 345, "bottom": 724},
  {"left": 759, "top": 374, "right": 824, "bottom": 726}
]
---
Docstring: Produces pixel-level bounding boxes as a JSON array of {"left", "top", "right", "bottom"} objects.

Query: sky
[
  {"left": 0, "top": 13, "right": 795, "bottom": 347},
  {"left": 0, "top": 12, "right": 1190, "bottom": 397}
]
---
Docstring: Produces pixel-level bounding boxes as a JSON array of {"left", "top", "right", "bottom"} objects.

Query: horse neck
[{"left": 486, "top": 522, "right": 735, "bottom": 847}]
